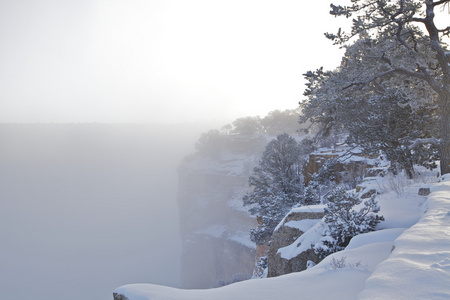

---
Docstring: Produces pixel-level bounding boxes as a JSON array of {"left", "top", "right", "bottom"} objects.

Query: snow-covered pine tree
[
  {"left": 325, "top": 0, "right": 450, "bottom": 175},
  {"left": 315, "top": 186, "right": 384, "bottom": 258},
  {"left": 303, "top": 180, "right": 321, "bottom": 206},
  {"left": 243, "top": 133, "right": 306, "bottom": 245},
  {"left": 300, "top": 32, "right": 439, "bottom": 178},
  {"left": 345, "top": 91, "right": 439, "bottom": 177}
]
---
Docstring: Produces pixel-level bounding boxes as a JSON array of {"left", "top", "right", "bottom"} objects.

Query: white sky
[{"left": 0, "top": 0, "right": 349, "bottom": 124}]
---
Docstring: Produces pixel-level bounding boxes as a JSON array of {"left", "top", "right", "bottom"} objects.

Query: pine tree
[
  {"left": 300, "top": 33, "right": 439, "bottom": 177},
  {"left": 315, "top": 186, "right": 384, "bottom": 258},
  {"left": 345, "top": 91, "right": 439, "bottom": 177},
  {"left": 243, "top": 133, "right": 306, "bottom": 245},
  {"left": 326, "top": 0, "right": 450, "bottom": 175}
]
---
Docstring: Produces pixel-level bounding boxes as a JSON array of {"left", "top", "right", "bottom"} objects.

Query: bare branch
[
  {"left": 409, "top": 138, "right": 440, "bottom": 149},
  {"left": 432, "top": 0, "right": 450, "bottom": 7},
  {"left": 437, "top": 26, "right": 450, "bottom": 32},
  {"left": 437, "top": 25, "right": 450, "bottom": 37}
]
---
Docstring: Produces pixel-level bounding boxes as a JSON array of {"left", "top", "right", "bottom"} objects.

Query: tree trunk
[{"left": 439, "top": 92, "right": 450, "bottom": 175}]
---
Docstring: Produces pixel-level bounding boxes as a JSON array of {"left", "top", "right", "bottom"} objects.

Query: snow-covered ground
[{"left": 115, "top": 173, "right": 450, "bottom": 300}]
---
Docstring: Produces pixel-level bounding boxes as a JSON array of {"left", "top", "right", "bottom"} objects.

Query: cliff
[
  {"left": 177, "top": 134, "right": 268, "bottom": 288},
  {"left": 177, "top": 135, "right": 381, "bottom": 286}
]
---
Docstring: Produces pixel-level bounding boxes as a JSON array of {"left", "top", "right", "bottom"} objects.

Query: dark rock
[{"left": 418, "top": 187, "right": 431, "bottom": 196}]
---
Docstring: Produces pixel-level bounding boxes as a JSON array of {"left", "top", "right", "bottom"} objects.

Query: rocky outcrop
[
  {"left": 304, "top": 148, "right": 376, "bottom": 186},
  {"left": 304, "top": 152, "right": 340, "bottom": 185},
  {"left": 267, "top": 206, "right": 325, "bottom": 277},
  {"left": 177, "top": 134, "right": 268, "bottom": 288}
]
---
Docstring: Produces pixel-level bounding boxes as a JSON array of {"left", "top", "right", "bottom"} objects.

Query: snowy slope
[
  {"left": 115, "top": 174, "right": 450, "bottom": 300},
  {"left": 358, "top": 175, "right": 450, "bottom": 299}
]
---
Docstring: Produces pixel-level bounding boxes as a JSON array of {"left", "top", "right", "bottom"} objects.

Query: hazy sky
[{"left": 0, "top": 0, "right": 348, "bottom": 124}]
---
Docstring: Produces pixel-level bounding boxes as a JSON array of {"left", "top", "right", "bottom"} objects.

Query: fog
[
  {"left": 0, "top": 123, "right": 210, "bottom": 300},
  {"left": 0, "top": 1, "right": 353, "bottom": 298}
]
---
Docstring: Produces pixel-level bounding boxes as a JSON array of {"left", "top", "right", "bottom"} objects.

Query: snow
[
  {"left": 284, "top": 219, "right": 321, "bottom": 231},
  {"left": 115, "top": 238, "right": 391, "bottom": 300},
  {"left": 345, "top": 228, "right": 405, "bottom": 250},
  {"left": 290, "top": 205, "right": 327, "bottom": 213},
  {"left": 311, "top": 146, "right": 385, "bottom": 167},
  {"left": 115, "top": 174, "right": 450, "bottom": 300},
  {"left": 278, "top": 218, "right": 324, "bottom": 259},
  {"left": 358, "top": 175, "right": 450, "bottom": 299},
  {"left": 273, "top": 204, "right": 325, "bottom": 232}
]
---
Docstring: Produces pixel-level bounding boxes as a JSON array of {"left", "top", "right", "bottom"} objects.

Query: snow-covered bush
[
  {"left": 328, "top": 257, "right": 366, "bottom": 271},
  {"left": 315, "top": 186, "right": 384, "bottom": 258},
  {"left": 328, "top": 256, "right": 347, "bottom": 269},
  {"left": 377, "top": 171, "right": 412, "bottom": 197}
]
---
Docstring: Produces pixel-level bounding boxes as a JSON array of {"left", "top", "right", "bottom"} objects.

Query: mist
[
  {"left": 0, "top": 123, "right": 210, "bottom": 300},
  {"left": 0, "top": 1, "right": 351, "bottom": 298}
]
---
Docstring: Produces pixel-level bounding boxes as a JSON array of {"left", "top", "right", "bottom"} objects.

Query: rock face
[
  {"left": 267, "top": 207, "right": 325, "bottom": 277},
  {"left": 177, "top": 134, "right": 268, "bottom": 288},
  {"left": 304, "top": 149, "right": 376, "bottom": 186}
]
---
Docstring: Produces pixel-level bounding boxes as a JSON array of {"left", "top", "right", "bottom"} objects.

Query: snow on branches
[
  {"left": 314, "top": 186, "right": 384, "bottom": 258},
  {"left": 243, "top": 133, "right": 309, "bottom": 245}
]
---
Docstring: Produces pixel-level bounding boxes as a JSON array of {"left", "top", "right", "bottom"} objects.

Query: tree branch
[
  {"left": 432, "top": 0, "right": 450, "bottom": 7},
  {"left": 396, "top": 21, "right": 415, "bottom": 53},
  {"left": 343, "top": 63, "right": 444, "bottom": 94},
  {"left": 438, "top": 25, "right": 450, "bottom": 37},
  {"left": 409, "top": 137, "right": 440, "bottom": 149},
  {"left": 343, "top": 69, "right": 397, "bottom": 90},
  {"left": 411, "top": 17, "right": 426, "bottom": 23}
]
